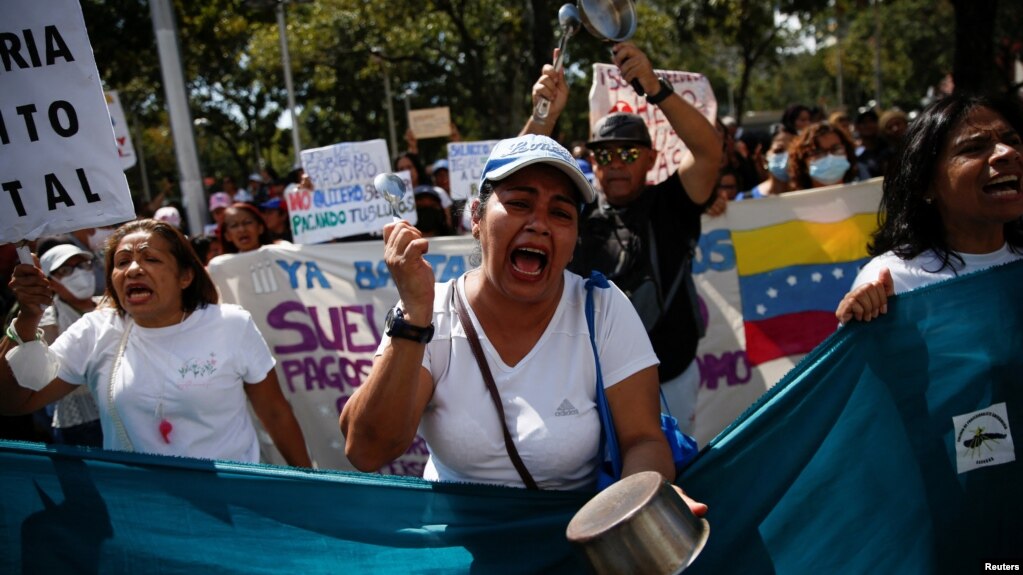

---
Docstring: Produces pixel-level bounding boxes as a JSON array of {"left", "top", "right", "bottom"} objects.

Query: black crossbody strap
[
  {"left": 452, "top": 282, "right": 539, "bottom": 490},
  {"left": 647, "top": 220, "right": 688, "bottom": 318}
]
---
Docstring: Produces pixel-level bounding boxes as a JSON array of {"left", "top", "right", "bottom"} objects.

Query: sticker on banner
[{"left": 952, "top": 402, "right": 1015, "bottom": 474}]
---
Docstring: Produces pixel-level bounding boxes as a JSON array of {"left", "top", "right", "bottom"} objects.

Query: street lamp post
[
  {"left": 275, "top": 1, "right": 303, "bottom": 167},
  {"left": 248, "top": 0, "right": 308, "bottom": 167}
]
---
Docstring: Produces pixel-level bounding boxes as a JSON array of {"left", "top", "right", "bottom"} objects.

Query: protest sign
[
  {"left": 0, "top": 0, "right": 135, "bottom": 243},
  {"left": 105, "top": 90, "right": 136, "bottom": 170},
  {"left": 407, "top": 106, "right": 452, "bottom": 139},
  {"left": 296, "top": 139, "right": 416, "bottom": 244},
  {"left": 588, "top": 64, "right": 718, "bottom": 186},
  {"left": 446, "top": 140, "right": 499, "bottom": 201}
]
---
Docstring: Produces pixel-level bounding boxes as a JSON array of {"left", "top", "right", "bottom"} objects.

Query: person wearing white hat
[
  {"left": 153, "top": 206, "right": 182, "bottom": 230},
  {"left": 412, "top": 185, "right": 453, "bottom": 237},
  {"left": 37, "top": 243, "right": 103, "bottom": 446},
  {"left": 341, "top": 135, "right": 706, "bottom": 516},
  {"left": 430, "top": 159, "right": 451, "bottom": 194}
]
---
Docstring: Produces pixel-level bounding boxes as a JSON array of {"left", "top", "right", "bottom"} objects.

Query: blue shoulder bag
[{"left": 585, "top": 271, "right": 699, "bottom": 491}]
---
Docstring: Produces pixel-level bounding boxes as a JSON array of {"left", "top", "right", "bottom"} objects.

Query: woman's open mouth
[
  {"left": 124, "top": 283, "right": 153, "bottom": 304},
  {"left": 510, "top": 247, "right": 548, "bottom": 277},
  {"left": 984, "top": 174, "right": 1021, "bottom": 198}
]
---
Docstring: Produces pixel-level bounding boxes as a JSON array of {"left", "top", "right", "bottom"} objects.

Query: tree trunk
[
  {"left": 530, "top": 0, "right": 555, "bottom": 78},
  {"left": 951, "top": 0, "right": 999, "bottom": 95}
]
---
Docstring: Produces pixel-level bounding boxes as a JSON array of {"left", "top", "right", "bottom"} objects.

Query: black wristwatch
[
  {"left": 645, "top": 77, "right": 674, "bottom": 105},
  {"left": 385, "top": 305, "right": 434, "bottom": 344}
]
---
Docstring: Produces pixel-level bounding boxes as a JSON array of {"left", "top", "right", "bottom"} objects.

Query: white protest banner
[
  {"left": 105, "top": 90, "right": 136, "bottom": 170},
  {"left": 0, "top": 0, "right": 135, "bottom": 243},
  {"left": 408, "top": 106, "right": 452, "bottom": 139},
  {"left": 446, "top": 140, "right": 499, "bottom": 201},
  {"left": 296, "top": 139, "right": 416, "bottom": 244},
  {"left": 588, "top": 64, "right": 718, "bottom": 186},
  {"left": 208, "top": 237, "right": 476, "bottom": 473}
]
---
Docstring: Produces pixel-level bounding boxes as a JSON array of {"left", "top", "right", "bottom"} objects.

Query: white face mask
[
  {"left": 88, "top": 227, "right": 114, "bottom": 253},
  {"left": 57, "top": 268, "right": 96, "bottom": 300}
]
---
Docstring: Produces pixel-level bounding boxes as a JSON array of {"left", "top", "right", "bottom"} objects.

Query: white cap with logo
[{"left": 479, "top": 134, "right": 595, "bottom": 204}]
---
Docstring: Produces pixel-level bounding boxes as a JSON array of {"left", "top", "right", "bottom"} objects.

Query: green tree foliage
[
  {"left": 671, "top": 0, "right": 816, "bottom": 123},
  {"left": 80, "top": 0, "right": 1022, "bottom": 198}
]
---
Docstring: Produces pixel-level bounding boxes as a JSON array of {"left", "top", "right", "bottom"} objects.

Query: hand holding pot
[{"left": 611, "top": 42, "right": 661, "bottom": 97}]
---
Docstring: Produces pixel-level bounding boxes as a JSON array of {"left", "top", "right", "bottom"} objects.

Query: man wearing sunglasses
[{"left": 523, "top": 42, "right": 721, "bottom": 434}]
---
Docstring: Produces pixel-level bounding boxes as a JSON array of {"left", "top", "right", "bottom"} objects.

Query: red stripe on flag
[{"left": 743, "top": 311, "right": 838, "bottom": 366}]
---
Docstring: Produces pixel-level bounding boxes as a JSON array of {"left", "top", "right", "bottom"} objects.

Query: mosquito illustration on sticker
[{"left": 962, "top": 427, "right": 1007, "bottom": 451}]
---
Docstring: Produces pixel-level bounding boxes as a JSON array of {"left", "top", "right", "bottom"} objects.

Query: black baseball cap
[{"left": 587, "top": 113, "right": 652, "bottom": 148}]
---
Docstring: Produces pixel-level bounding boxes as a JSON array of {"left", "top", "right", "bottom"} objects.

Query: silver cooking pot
[
  {"left": 577, "top": 0, "right": 636, "bottom": 42},
  {"left": 566, "top": 471, "right": 709, "bottom": 574}
]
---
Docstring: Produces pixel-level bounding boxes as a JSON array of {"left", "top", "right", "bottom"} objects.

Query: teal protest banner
[{"left": 682, "top": 260, "right": 1023, "bottom": 574}]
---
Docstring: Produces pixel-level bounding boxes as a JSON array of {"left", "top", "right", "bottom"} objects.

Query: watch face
[
  {"left": 384, "top": 305, "right": 434, "bottom": 343},
  {"left": 385, "top": 306, "right": 397, "bottom": 331}
]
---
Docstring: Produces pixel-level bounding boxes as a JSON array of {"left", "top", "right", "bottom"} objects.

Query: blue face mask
[
  {"left": 808, "top": 154, "right": 850, "bottom": 185},
  {"left": 767, "top": 152, "right": 790, "bottom": 182}
]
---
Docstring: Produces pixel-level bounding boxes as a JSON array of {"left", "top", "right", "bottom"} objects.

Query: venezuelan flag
[{"left": 733, "top": 214, "right": 876, "bottom": 365}]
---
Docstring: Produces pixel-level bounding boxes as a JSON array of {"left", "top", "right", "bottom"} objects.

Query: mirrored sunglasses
[{"left": 593, "top": 146, "right": 642, "bottom": 166}]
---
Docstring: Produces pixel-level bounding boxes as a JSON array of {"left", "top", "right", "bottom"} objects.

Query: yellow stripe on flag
[{"left": 732, "top": 214, "right": 877, "bottom": 276}]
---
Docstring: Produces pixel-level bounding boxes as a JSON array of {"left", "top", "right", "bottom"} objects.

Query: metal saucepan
[
  {"left": 575, "top": 0, "right": 645, "bottom": 95},
  {"left": 373, "top": 172, "right": 407, "bottom": 223},
  {"left": 566, "top": 471, "right": 709, "bottom": 574}
]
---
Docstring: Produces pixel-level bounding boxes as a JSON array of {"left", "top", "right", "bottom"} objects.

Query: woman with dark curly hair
[
  {"left": 780, "top": 103, "right": 812, "bottom": 135},
  {"left": 2, "top": 219, "right": 310, "bottom": 465},
  {"left": 836, "top": 94, "right": 1023, "bottom": 324},
  {"left": 787, "top": 121, "right": 861, "bottom": 191}
]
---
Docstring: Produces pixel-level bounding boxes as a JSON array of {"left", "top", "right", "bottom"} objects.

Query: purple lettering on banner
[
  {"left": 281, "top": 359, "right": 303, "bottom": 393},
  {"left": 267, "top": 301, "right": 318, "bottom": 354},
  {"left": 282, "top": 353, "right": 375, "bottom": 400},
  {"left": 319, "top": 356, "right": 343, "bottom": 390},
  {"left": 301, "top": 356, "right": 322, "bottom": 391},
  {"left": 309, "top": 306, "right": 346, "bottom": 351},
  {"left": 697, "top": 350, "right": 753, "bottom": 390},
  {"left": 274, "top": 303, "right": 381, "bottom": 354},
  {"left": 342, "top": 304, "right": 380, "bottom": 352}
]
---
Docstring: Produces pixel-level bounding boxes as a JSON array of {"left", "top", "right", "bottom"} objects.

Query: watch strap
[
  {"left": 387, "top": 306, "right": 434, "bottom": 343},
  {"left": 645, "top": 77, "right": 674, "bottom": 105}
]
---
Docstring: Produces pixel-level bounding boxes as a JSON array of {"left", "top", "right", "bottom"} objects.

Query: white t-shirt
[
  {"left": 52, "top": 304, "right": 276, "bottom": 462},
  {"left": 378, "top": 271, "right": 658, "bottom": 491},
  {"left": 852, "top": 244, "right": 1023, "bottom": 293}
]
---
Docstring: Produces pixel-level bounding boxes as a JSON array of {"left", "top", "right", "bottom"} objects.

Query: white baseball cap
[
  {"left": 40, "top": 244, "right": 93, "bottom": 278},
  {"left": 479, "top": 134, "right": 595, "bottom": 204},
  {"left": 154, "top": 206, "right": 182, "bottom": 229}
]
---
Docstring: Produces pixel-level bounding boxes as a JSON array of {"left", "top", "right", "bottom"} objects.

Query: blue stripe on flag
[{"left": 737, "top": 259, "right": 867, "bottom": 320}]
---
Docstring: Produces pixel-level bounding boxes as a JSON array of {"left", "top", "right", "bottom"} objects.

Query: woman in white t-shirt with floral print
[{"left": 3, "top": 219, "right": 311, "bottom": 466}]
